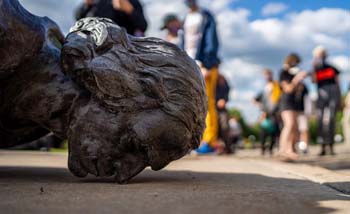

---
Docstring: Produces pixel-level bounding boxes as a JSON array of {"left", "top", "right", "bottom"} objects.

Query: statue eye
[{"left": 81, "top": 30, "right": 91, "bottom": 35}]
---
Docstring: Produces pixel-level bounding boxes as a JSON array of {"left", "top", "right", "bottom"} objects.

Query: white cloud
[
  {"left": 261, "top": 2, "right": 288, "bottom": 17},
  {"left": 200, "top": 0, "right": 235, "bottom": 13},
  {"left": 329, "top": 55, "right": 350, "bottom": 92},
  {"left": 251, "top": 19, "right": 284, "bottom": 44},
  {"left": 288, "top": 8, "right": 350, "bottom": 36},
  {"left": 312, "top": 33, "right": 346, "bottom": 49},
  {"left": 330, "top": 55, "right": 350, "bottom": 73}
]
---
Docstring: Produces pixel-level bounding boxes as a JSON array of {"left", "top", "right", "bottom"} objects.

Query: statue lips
[{"left": 113, "top": 154, "right": 148, "bottom": 184}]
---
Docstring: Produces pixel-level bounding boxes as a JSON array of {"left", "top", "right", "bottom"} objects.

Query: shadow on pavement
[
  {"left": 324, "top": 182, "right": 350, "bottom": 195},
  {"left": 298, "top": 159, "right": 350, "bottom": 171},
  {"left": 0, "top": 166, "right": 349, "bottom": 213}
]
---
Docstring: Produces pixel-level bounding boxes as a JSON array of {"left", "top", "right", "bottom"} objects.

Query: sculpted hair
[{"left": 63, "top": 18, "right": 207, "bottom": 149}]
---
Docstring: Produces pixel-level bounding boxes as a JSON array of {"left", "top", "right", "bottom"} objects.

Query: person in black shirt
[
  {"left": 312, "top": 46, "right": 341, "bottom": 156},
  {"left": 215, "top": 74, "right": 232, "bottom": 153},
  {"left": 278, "top": 53, "right": 308, "bottom": 161},
  {"left": 75, "top": 0, "right": 148, "bottom": 36}
]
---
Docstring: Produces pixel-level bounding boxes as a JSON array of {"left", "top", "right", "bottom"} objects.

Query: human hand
[
  {"left": 293, "top": 71, "right": 308, "bottom": 84},
  {"left": 201, "top": 67, "right": 210, "bottom": 80},
  {"left": 112, "top": 0, "right": 134, "bottom": 14},
  {"left": 217, "top": 99, "right": 226, "bottom": 109},
  {"left": 84, "top": 0, "right": 94, "bottom": 5}
]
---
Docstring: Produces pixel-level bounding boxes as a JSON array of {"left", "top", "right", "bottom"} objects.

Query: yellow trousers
[{"left": 202, "top": 67, "right": 218, "bottom": 146}]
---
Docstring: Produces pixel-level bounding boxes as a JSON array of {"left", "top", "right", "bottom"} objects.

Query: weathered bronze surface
[{"left": 0, "top": 0, "right": 207, "bottom": 183}]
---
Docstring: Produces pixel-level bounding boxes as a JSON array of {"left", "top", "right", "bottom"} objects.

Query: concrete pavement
[{"left": 0, "top": 150, "right": 349, "bottom": 214}]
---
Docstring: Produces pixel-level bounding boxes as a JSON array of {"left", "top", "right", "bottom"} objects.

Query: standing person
[
  {"left": 160, "top": 13, "right": 182, "bottom": 46},
  {"left": 295, "top": 82, "right": 309, "bottom": 154},
  {"left": 181, "top": 0, "right": 220, "bottom": 154},
  {"left": 75, "top": 0, "right": 148, "bottom": 36},
  {"left": 278, "top": 54, "right": 308, "bottom": 160},
  {"left": 254, "top": 69, "right": 281, "bottom": 156},
  {"left": 11, "top": 134, "right": 64, "bottom": 151},
  {"left": 216, "top": 74, "right": 231, "bottom": 153},
  {"left": 343, "top": 81, "right": 350, "bottom": 146},
  {"left": 312, "top": 46, "right": 341, "bottom": 156},
  {"left": 227, "top": 115, "right": 242, "bottom": 153}
]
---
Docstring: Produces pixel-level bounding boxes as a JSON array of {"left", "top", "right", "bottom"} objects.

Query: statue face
[
  {"left": 68, "top": 101, "right": 192, "bottom": 183},
  {"left": 0, "top": 0, "right": 206, "bottom": 183},
  {"left": 62, "top": 18, "right": 206, "bottom": 183}
]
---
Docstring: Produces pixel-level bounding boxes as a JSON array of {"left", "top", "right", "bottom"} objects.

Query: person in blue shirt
[{"left": 181, "top": 0, "right": 220, "bottom": 154}]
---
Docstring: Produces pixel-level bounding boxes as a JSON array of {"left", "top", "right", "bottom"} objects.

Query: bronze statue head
[
  {"left": 0, "top": 0, "right": 206, "bottom": 183},
  {"left": 61, "top": 18, "right": 207, "bottom": 183}
]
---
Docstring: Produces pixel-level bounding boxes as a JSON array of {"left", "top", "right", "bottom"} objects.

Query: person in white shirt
[
  {"left": 181, "top": 0, "right": 220, "bottom": 154},
  {"left": 183, "top": 9, "right": 203, "bottom": 59}
]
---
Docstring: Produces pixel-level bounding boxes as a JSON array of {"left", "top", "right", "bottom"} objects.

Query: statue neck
[{"left": 0, "top": 50, "right": 80, "bottom": 146}]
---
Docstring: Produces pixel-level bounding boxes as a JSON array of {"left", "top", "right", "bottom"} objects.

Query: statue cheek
[{"left": 148, "top": 152, "right": 170, "bottom": 171}]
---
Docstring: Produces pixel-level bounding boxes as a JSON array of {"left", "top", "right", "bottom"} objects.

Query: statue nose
[{"left": 81, "top": 140, "right": 99, "bottom": 158}]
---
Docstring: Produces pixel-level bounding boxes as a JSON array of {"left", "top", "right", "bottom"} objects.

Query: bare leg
[{"left": 279, "top": 110, "right": 298, "bottom": 160}]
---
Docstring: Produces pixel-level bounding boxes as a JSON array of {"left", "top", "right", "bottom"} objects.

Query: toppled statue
[{"left": 0, "top": 0, "right": 207, "bottom": 183}]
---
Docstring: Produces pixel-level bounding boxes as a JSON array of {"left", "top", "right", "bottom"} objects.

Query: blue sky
[
  {"left": 234, "top": 0, "right": 350, "bottom": 20},
  {"left": 232, "top": 0, "right": 350, "bottom": 56},
  {"left": 20, "top": 0, "right": 350, "bottom": 123}
]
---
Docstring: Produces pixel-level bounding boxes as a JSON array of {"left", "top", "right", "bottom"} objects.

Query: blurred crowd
[
  {"left": 254, "top": 50, "right": 349, "bottom": 161},
  {"left": 19, "top": 0, "right": 350, "bottom": 161}
]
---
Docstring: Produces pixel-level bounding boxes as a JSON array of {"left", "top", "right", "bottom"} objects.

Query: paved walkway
[{"left": 0, "top": 150, "right": 349, "bottom": 214}]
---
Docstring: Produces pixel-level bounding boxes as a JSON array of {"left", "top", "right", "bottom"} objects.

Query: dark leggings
[
  {"left": 260, "top": 129, "right": 277, "bottom": 155},
  {"left": 317, "top": 85, "right": 340, "bottom": 151}
]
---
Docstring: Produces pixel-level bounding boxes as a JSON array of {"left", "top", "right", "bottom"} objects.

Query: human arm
[
  {"left": 280, "top": 71, "right": 308, "bottom": 94},
  {"left": 112, "top": 0, "right": 148, "bottom": 33},
  {"left": 253, "top": 92, "right": 263, "bottom": 106},
  {"left": 256, "top": 112, "right": 267, "bottom": 124},
  {"left": 332, "top": 66, "right": 343, "bottom": 108},
  {"left": 222, "top": 79, "right": 230, "bottom": 102},
  {"left": 75, "top": 1, "right": 94, "bottom": 20},
  {"left": 345, "top": 92, "right": 350, "bottom": 108}
]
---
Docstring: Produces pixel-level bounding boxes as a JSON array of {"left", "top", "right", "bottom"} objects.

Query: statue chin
[{"left": 0, "top": 0, "right": 207, "bottom": 183}]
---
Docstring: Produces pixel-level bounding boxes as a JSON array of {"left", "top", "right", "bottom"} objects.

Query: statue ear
[
  {"left": 109, "top": 26, "right": 131, "bottom": 48},
  {"left": 46, "top": 24, "right": 65, "bottom": 49}
]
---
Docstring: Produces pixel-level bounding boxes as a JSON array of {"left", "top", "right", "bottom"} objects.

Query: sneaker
[
  {"left": 298, "top": 141, "right": 308, "bottom": 154},
  {"left": 196, "top": 142, "right": 215, "bottom": 154}
]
